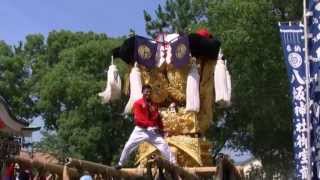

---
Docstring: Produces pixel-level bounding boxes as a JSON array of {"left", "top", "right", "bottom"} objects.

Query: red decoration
[
  {"left": 196, "top": 28, "right": 213, "bottom": 39},
  {"left": 5, "top": 163, "right": 15, "bottom": 176},
  {"left": 0, "top": 117, "right": 5, "bottom": 128}
]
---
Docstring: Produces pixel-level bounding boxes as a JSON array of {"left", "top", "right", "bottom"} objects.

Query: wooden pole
[
  {"left": 65, "top": 157, "right": 145, "bottom": 179},
  {"left": 66, "top": 157, "right": 220, "bottom": 178},
  {"left": 9, "top": 156, "right": 79, "bottom": 178},
  {"left": 153, "top": 157, "right": 200, "bottom": 180}
]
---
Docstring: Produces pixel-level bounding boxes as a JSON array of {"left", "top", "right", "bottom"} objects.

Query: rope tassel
[
  {"left": 186, "top": 62, "right": 200, "bottom": 112},
  {"left": 123, "top": 63, "right": 143, "bottom": 114},
  {"left": 98, "top": 63, "right": 122, "bottom": 104},
  {"left": 214, "top": 58, "right": 231, "bottom": 108},
  {"left": 225, "top": 67, "right": 232, "bottom": 107}
]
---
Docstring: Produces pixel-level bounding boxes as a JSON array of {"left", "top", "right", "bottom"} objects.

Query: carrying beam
[
  {"left": 9, "top": 156, "right": 79, "bottom": 178},
  {"left": 65, "top": 157, "right": 145, "bottom": 179}
]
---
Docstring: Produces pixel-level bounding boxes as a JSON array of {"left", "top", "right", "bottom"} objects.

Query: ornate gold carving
[
  {"left": 160, "top": 107, "right": 199, "bottom": 134},
  {"left": 130, "top": 57, "right": 218, "bottom": 167},
  {"left": 140, "top": 67, "right": 169, "bottom": 104},
  {"left": 136, "top": 136, "right": 213, "bottom": 167},
  {"left": 166, "top": 65, "right": 189, "bottom": 103}
]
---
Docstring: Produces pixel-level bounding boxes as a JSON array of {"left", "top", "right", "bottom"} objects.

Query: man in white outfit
[{"left": 115, "top": 85, "right": 176, "bottom": 169}]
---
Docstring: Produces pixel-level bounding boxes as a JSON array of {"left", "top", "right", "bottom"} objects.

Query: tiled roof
[{"left": 0, "top": 96, "right": 29, "bottom": 126}]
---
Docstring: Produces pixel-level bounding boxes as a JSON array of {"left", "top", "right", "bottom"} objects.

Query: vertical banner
[
  {"left": 279, "top": 22, "right": 308, "bottom": 179},
  {"left": 307, "top": 1, "right": 320, "bottom": 179}
]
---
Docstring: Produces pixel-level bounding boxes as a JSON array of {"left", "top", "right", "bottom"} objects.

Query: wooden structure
[
  {"left": 0, "top": 96, "right": 29, "bottom": 135},
  {"left": 0, "top": 96, "right": 40, "bottom": 163},
  {"left": 8, "top": 154, "right": 243, "bottom": 179}
]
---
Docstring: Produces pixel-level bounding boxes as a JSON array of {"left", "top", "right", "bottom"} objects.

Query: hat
[{"left": 196, "top": 28, "right": 213, "bottom": 39}]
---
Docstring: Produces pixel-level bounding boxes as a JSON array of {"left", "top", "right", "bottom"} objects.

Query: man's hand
[
  {"left": 156, "top": 129, "right": 171, "bottom": 137},
  {"left": 155, "top": 129, "right": 165, "bottom": 137},
  {"left": 164, "top": 131, "right": 170, "bottom": 137}
]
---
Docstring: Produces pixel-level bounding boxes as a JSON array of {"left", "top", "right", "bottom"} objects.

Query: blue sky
[{"left": 1, "top": 0, "right": 165, "bottom": 45}]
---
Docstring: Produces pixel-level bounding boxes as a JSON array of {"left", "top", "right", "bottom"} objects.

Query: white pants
[{"left": 118, "top": 126, "right": 176, "bottom": 166}]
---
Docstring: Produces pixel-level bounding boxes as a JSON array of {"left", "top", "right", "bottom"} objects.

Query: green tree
[
  {"left": 32, "top": 31, "right": 132, "bottom": 163},
  {"left": 0, "top": 41, "right": 34, "bottom": 120},
  {"left": 143, "top": 0, "right": 208, "bottom": 37},
  {"left": 207, "top": 0, "right": 298, "bottom": 177}
]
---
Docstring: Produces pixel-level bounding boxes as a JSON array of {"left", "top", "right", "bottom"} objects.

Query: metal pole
[{"left": 303, "top": 0, "right": 312, "bottom": 179}]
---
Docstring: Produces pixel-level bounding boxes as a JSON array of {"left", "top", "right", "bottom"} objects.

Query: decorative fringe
[
  {"left": 156, "top": 33, "right": 167, "bottom": 67},
  {"left": 214, "top": 58, "right": 232, "bottom": 108},
  {"left": 98, "top": 61, "right": 122, "bottom": 103},
  {"left": 123, "top": 63, "right": 143, "bottom": 114},
  {"left": 186, "top": 62, "right": 200, "bottom": 112},
  {"left": 155, "top": 33, "right": 179, "bottom": 67},
  {"left": 164, "top": 33, "right": 179, "bottom": 65}
]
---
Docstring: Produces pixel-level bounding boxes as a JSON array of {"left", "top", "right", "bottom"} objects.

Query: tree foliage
[
  {"left": 144, "top": 0, "right": 209, "bottom": 37},
  {"left": 207, "top": 0, "right": 294, "bottom": 176},
  {"left": 32, "top": 31, "right": 132, "bottom": 163},
  {"left": 0, "top": 41, "right": 34, "bottom": 120},
  {"left": 1, "top": 31, "right": 132, "bottom": 164}
]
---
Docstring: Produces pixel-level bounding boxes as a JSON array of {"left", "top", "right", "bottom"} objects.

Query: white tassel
[
  {"left": 225, "top": 61, "right": 232, "bottom": 107},
  {"left": 123, "top": 63, "right": 143, "bottom": 114},
  {"left": 98, "top": 57, "right": 122, "bottom": 103},
  {"left": 186, "top": 62, "right": 200, "bottom": 112},
  {"left": 214, "top": 59, "right": 228, "bottom": 107}
]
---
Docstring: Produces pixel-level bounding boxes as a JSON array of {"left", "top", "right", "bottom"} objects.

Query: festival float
[
  {"left": 97, "top": 29, "right": 240, "bottom": 179},
  {"left": 6, "top": 29, "right": 242, "bottom": 179}
]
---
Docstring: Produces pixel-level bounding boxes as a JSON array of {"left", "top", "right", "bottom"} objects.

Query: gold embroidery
[
  {"left": 138, "top": 45, "right": 152, "bottom": 60},
  {"left": 175, "top": 44, "right": 187, "bottom": 59}
]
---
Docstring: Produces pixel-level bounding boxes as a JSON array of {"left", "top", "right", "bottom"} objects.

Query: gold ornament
[
  {"left": 138, "top": 45, "right": 152, "bottom": 60},
  {"left": 140, "top": 67, "right": 169, "bottom": 104},
  {"left": 129, "top": 57, "right": 218, "bottom": 167},
  {"left": 175, "top": 44, "right": 187, "bottom": 59},
  {"left": 166, "top": 65, "right": 189, "bottom": 103},
  {"left": 136, "top": 136, "right": 213, "bottom": 167},
  {"left": 160, "top": 107, "right": 200, "bottom": 135}
]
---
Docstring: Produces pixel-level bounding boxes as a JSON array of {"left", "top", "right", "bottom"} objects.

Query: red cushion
[
  {"left": 196, "top": 28, "right": 213, "bottom": 39},
  {"left": 0, "top": 118, "right": 5, "bottom": 128}
]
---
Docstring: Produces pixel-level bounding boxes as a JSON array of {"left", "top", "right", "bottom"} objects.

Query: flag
[
  {"left": 307, "top": 1, "right": 320, "bottom": 178},
  {"left": 279, "top": 22, "right": 309, "bottom": 179}
]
